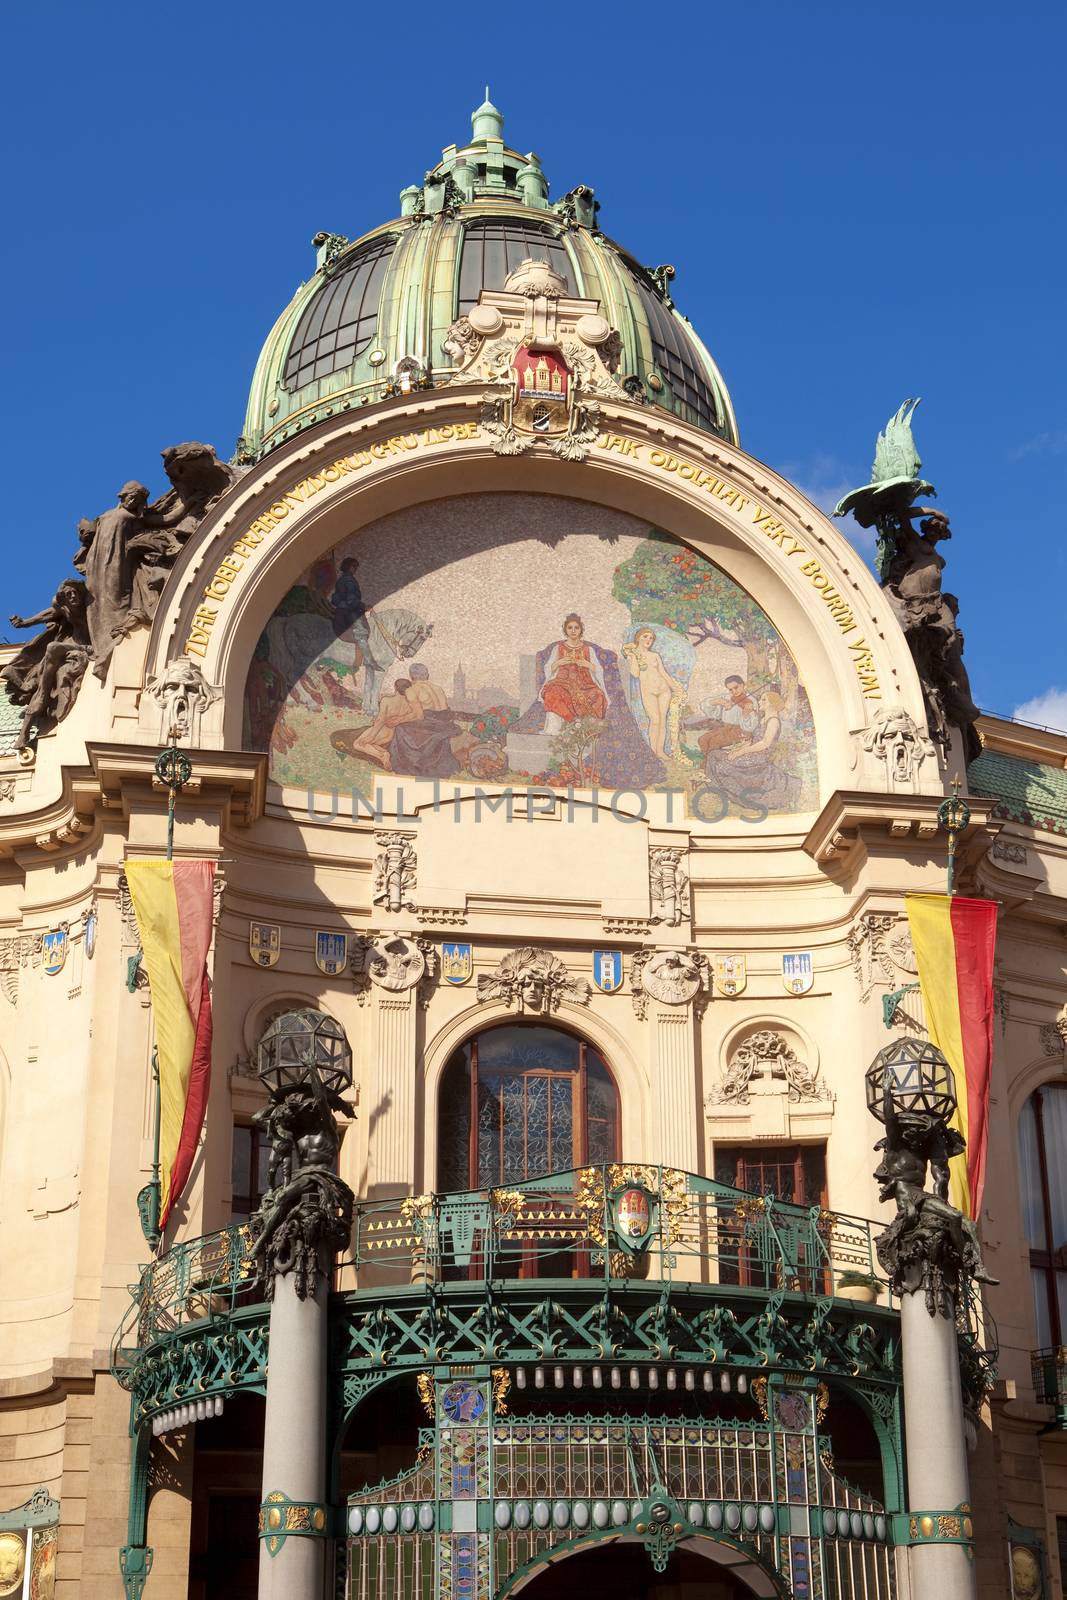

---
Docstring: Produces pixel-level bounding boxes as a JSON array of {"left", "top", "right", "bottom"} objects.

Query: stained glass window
[{"left": 438, "top": 1024, "right": 619, "bottom": 1190}]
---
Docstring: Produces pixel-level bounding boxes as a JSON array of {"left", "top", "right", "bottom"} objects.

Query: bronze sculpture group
[
  {"left": 836, "top": 399, "right": 980, "bottom": 762},
  {"left": 4, "top": 442, "right": 236, "bottom": 749}
]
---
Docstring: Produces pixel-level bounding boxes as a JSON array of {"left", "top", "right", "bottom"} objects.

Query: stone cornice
[
  {"left": 0, "top": 746, "right": 267, "bottom": 861},
  {"left": 0, "top": 1357, "right": 94, "bottom": 1409},
  {"left": 978, "top": 712, "right": 1067, "bottom": 768},
  {"left": 88, "top": 743, "right": 267, "bottom": 830},
  {"left": 803, "top": 789, "right": 999, "bottom": 875}
]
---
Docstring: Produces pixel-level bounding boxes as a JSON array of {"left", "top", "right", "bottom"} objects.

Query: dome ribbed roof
[{"left": 239, "top": 99, "right": 736, "bottom": 461}]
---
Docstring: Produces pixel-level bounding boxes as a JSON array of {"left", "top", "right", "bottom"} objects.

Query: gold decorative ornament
[
  {"left": 491, "top": 1367, "right": 511, "bottom": 1414},
  {"left": 0, "top": 1533, "right": 25, "bottom": 1598},
  {"left": 416, "top": 1372, "right": 435, "bottom": 1419},
  {"left": 1010, "top": 1545, "right": 1041, "bottom": 1600}
]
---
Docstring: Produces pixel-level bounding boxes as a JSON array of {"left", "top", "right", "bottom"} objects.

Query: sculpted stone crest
[
  {"left": 477, "top": 947, "right": 590, "bottom": 1014},
  {"left": 649, "top": 846, "right": 689, "bottom": 927},
  {"left": 709, "top": 1028, "right": 827, "bottom": 1105},
  {"left": 372, "top": 833, "right": 417, "bottom": 914},
  {"left": 355, "top": 934, "right": 433, "bottom": 993},
  {"left": 631, "top": 948, "right": 708, "bottom": 1015},
  {"left": 444, "top": 257, "right": 628, "bottom": 462}
]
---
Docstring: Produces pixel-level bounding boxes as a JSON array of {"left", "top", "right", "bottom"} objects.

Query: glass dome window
[
  {"left": 283, "top": 234, "right": 397, "bottom": 392},
  {"left": 630, "top": 270, "right": 721, "bottom": 430},
  {"left": 458, "top": 218, "right": 573, "bottom": 313}
]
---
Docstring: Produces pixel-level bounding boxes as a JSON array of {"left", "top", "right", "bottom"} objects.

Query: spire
[{"left": 471, "top": 89, "right": 504, "bottom": 143}]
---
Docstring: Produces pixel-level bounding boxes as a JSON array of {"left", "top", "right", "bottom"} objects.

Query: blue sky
[{"left": 3, "top": 2, "right": 1064, "bottom": 726}]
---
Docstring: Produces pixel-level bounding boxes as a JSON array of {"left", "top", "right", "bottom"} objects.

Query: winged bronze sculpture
[{"left": 835, "top": 400, "right": 980, "bottom": 763}]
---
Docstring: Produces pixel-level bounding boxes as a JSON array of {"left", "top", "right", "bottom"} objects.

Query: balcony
[
  {"left": 1031, "top": 1346, "right": 1067, "bottom": 1426},
  {"left": 112, "top": 1167, "right": 912, "bottom": 1433}
]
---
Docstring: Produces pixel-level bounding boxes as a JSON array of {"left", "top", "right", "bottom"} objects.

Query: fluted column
[
  {"left": 652, "top": 1006, "right": 699, "bottom": 1171},
  {"left": 369, "top": 992, "right": 417, "bottom": 1198}
]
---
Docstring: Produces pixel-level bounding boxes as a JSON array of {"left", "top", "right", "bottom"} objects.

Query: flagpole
[
  {"left": 135, "top": 739, "right": 193, "bottom": 1252},
  {"left": 937, "top": 774, "right": 970, "bottom": 897}
]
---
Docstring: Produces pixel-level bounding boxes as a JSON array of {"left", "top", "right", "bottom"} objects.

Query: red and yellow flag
[
  {"left": 905, "top": 893, "right": 998, "bottom": 1218},
  {"left": 126, "top": 860, "right": 215, "bottom": 1228}
]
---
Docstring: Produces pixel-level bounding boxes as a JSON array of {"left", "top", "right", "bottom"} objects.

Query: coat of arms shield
[
  {"left": 249, "top": 922, "right": 281, "bottom": 968},
  {"left": 42, "top": 930, "right": 67, "bottom": 976},
  {"left": 593, "top": 950, "right": 623, "bottom": 993},
  {"left": 713, "top": 954, "right": 747, "bottom": 996},
  {"left": 782, "top": 952, "right": 814, "bottom": 995},
  {"left": 315, "top": 932, "right": 349, "bottom": 976},
  {"left": 441, "top": 942, "right": 473, "bottom": 985}
]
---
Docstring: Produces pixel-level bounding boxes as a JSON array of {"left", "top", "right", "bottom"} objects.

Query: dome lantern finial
[{"left": 472, "top": 89, "right": 504, "bottom": 143}]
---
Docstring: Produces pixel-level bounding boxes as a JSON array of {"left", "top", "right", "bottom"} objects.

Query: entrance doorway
[{"left": 510, "top": 1539, "right": 777, "bottom": 1598}]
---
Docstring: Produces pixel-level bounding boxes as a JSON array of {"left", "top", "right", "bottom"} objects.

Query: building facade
[{"left": 0, "top": 97, "right": 1065, "bottom": 1600}]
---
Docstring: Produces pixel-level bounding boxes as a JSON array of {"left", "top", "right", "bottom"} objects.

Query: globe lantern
[
  {"left": 257, "top": 1009, "right": 352, "bottom": 1098},
  {"left": 865, "top": 1037, "right": 957, "bottom": 1128}
]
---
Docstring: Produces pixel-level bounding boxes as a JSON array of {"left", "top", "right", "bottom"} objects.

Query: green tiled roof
[
  {"left": 0, "top": 681, "right": 20, "bottom": 757},
  {"left": 968, "top": 748, "right": 1067, "bottom": 836}
]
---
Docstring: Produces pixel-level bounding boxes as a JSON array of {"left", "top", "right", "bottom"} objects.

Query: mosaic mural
[{"left": 244, "top": 495, "right": 818, "bottom": 817}]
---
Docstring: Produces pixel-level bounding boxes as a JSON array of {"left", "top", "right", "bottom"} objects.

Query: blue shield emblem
[
  {"left": 315, "top": 932, "right": 348, "bottom": 976},
  {"left": 84, "top": 909, "right": 97, "bottom": 961},
  {"left": 441, "top": 942, "right": 473, "bottom": 985},
  {"left": 782, "top": 952, "right": 814, "bottom": 995},
  {"left": 43, "top": 930, "right": 67, "bottom": 975},
  {"left": 593, "top": 950, "right": 622, "bottom": 993}
]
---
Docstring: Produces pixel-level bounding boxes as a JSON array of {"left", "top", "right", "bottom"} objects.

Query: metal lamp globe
[
  {"left": 256, "top": 1009, "right": 353, "bottom": 1098},
  {"left": 865, "top": 1036, "right": 957, "bottom": 1128}
]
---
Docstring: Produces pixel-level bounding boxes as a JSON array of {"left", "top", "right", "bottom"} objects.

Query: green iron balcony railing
[
  {"left": 1031, "top": 1346, "right": 1067, "bottom": 1425},
  {"left": 111, "top": 1166, "right": 889, "bottom": 1373},
  {"left": 347, "top": 1165, "right": 885, "bottom": 1298}
]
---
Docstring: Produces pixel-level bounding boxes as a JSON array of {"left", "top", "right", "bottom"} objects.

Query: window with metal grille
[
  {"left": 630, "top": 272, "right": 721, "bottom": 430},
  {"left": 457, "top": 220, "right": 573, "bottom": 314},
  {"left": 283, "top": 234, "right": 397, "bottom": 392},
  {"left": 714, "top": 1143, "right": 828, "bottom": 1292},
  {"left": 438, "top": 1023, "right": 618, "bottom": 1192},
  {"left": 1018, "top": 1084, "right": 1067, "bottom": 1349},
  {"left": 230, "top": 1121, "right": 271, "bottom": 1224}
]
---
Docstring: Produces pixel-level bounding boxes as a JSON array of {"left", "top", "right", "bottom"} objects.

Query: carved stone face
[{"left": 519, "top": 975, "right": 547, "bottom": 1010}]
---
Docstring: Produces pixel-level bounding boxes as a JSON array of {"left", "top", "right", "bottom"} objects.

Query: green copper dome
[{"left": 239, "top": 97, "right": 738, "bottom": 461}]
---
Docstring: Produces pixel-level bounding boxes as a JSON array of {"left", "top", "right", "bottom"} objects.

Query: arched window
[
  {"left": 457, "top": 219, "right": 573, "bottom": 314},
  {"left": 1018, "top": 1083, "right": 1067, "bottom": 1347},
  {"left": 626, "top": 266, "right": 722, "bottom": 432},
  {"left": 283, "top": 233, "right": 397, "bottom": 391},
  {"left": 437, "top": 1023, "right": 619, "bottom": 1192}
]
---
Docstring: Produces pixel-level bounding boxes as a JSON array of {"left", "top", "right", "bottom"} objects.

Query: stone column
[
  {"left": 258, "top": 1264, "right": 329, "bottom": 1600},
  {"left": 653, "top": 1008, "right": 699, "bottom": 1171},
  {"left": 250, "top": 1022, "right": 355, "bottom": 1600},
  {"left": 900, "top": 1291, "right": 977, "bottom": 1600}
]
